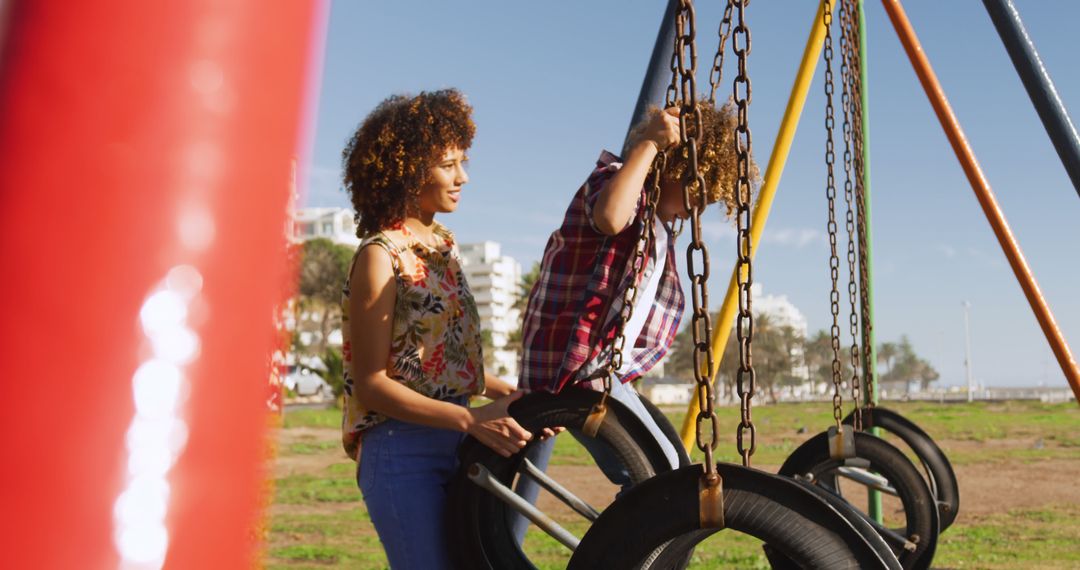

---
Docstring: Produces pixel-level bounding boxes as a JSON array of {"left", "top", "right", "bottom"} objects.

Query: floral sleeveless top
[{"left": 341, "top": 222, "right": 485, "bottom": 460}]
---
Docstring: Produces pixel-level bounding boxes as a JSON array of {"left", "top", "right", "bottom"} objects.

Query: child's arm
[{"left": 592, "top": 107, "right": 680, "bottom": 235}]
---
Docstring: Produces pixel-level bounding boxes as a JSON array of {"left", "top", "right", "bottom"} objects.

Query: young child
[{"left": 513, "top": 100, "right": 754, "bottom": 540}]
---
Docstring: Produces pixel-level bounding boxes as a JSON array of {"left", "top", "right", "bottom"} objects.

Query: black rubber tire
[
  {"left": 768, "top": 479, "right": 902, "bottom": 569},
  {"left": 634, "top": 393, "right": 696, "bottom": 568},
  {"left": 844, "top": 407, "right": 960, "bottom": 530},
  {"left": 445, "top": 388, "right": 678, "bottom": 570},
  {"left": 778, "top": 431, "right": 939, "bottom": 569},
  {"left": 567, "top": 463, "right": 895, "bottom": 569},
  {"left": 637, "top": 391, "right": 692, "bottom": 467}
]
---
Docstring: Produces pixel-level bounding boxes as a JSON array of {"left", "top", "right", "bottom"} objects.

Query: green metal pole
[{"left": 858, "top": 0, "right": 884, "bottom": 524}]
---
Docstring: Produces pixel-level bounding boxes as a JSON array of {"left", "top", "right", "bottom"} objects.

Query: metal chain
[
  {"left": 671, "top": 0, "right": 720, "bottom": 480},
  {"left": 731, "top": 0, "right": 755, "bottom": 468},
  {"left": 604, "top": 173, "right": 661, "bottom": 399},
  {"left": 839, "top": 0, "right": 863, "bottom": 431},
  {"left": 822, "top": 0, "right": 844, "bottom": 431},
  {"left": 707, "top": 0, "right": 736, "bottom": 105},
  {"left": 847, "top": 0, "right": 875, "bottom": 412}
]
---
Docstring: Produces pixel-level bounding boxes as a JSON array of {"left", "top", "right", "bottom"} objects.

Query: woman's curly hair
[
  {"left": 342, "top": 89, "right": 475, "bottom": 236},
  {"left": 632, "top": 99, "right": 760, "bottom": 218}
]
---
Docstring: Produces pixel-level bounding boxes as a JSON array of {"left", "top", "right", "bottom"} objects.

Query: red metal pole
[
  {"left": 880, "top": 0, "right": 1080, "bottom": 404},
  {"left": 0, "top": 1, "right": 326, "bottom": 567}
]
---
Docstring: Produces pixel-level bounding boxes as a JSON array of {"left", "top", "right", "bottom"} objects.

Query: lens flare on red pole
[{"left": 0, "top": 1, "right": 328, "bottom": 567}]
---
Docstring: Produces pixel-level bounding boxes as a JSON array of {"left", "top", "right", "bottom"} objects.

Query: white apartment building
[
  {"left": 293, "top": 207, "right": 359, "bottom": 246},
  {"left": 752, "top": 283, "right": 809, "bottom": 338},
  {"left": 752, "top": 283, "right": 817, "bottom": 398},
  {"left": 458, "top": 241, "right": 522, "bottom": 382}
]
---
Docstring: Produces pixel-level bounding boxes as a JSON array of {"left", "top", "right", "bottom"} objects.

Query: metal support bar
[
  {"left": 518, "top": 458, "right": 600, "bottom": 522},
  {"left": 467, "top": 463, "right": 580, "bottom": 551},
  {"left": 680, "top": 0, "right": 840, "bottom": 450},
  {"left": 815, "top": 476, "right": 915, "bottom": 551},
  {"left": 622, "top": 0, "right": 680, "bottom": 157},
  {"left": 836, "top": 466, "right": 899, "bottom": 496},
  {"left": 881, "top": 0, "right": 1080, "bottom": 406},
  {"left": 982, "top": 0, "right": 1080, "bottom": 198},
  {"left": 864, "top": 513, "right": 918, "bottom": 553},
  {"left": 857, "top": 0, "right": 884, "bottom": 525}
]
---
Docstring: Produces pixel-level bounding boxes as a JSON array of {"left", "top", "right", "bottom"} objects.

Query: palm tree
[
  {"left": 513, "top": 261, "right": 541, "bottom": 313},
  {"left": 804, "top": 330, "right": 834, "bottom": 396},
  {"left": 505, "top": 262, "right": 541, "bottom": 355},
  {"left": 877, "top": 341, "right": 898, "bottom": 379},
  {"left": 298, "top": 238, "right": 354, "bottom": 356}
]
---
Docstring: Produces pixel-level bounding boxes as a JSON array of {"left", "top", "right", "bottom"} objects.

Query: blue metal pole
[
  {"left": 982, "top": 0, "right": 1080, "bottom": 199},
  {"left": 622, "top": 0, "right": 680, "bottom": 157}
]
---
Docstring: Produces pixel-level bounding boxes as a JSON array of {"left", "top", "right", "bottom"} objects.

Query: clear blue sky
[{"left": 302, "top": 1, "right": 1079, "bottom": 389}]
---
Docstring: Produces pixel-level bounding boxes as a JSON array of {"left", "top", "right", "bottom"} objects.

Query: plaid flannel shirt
[{"left": 520, "top": 151, "right": 684, "bottom": 393}]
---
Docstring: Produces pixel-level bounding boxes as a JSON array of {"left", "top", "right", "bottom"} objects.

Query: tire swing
[
  {"left": 445, "top": 388, "right": 688, "bottom": 569},
  {"left": 445, "top": 6, "right": 694, "bottom": 564},
  {"left": 842, "top": 407, "right": 960, "bottom": 530},
  {"left": 778, "top": 2, "right": 938, "bottom": 567},
  {"left": 570, "top": 3, "right": 896, "bottom": 568}
]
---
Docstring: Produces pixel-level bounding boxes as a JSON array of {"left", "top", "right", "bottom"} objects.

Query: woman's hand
[
  {"left": 466, "top": 390, "right": 534, "bottom": 457},
  {"left": 638, "top": 106, "right": 680, "bottom": 153}
]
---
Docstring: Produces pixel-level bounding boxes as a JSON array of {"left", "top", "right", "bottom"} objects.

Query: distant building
[
  {"left": 458, "top": 241, "right": 522, "bottom": 382},
  {"left": 293, "top": 207, "right": 359, "bottom": 246},
  {"left": 640, "top": 377, "right": 692, "bottom": 405},
  {"left": 752, "top": 283, "right": 808, "bottom": 337}
]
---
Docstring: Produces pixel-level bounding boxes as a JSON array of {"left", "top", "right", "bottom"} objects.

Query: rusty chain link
[
  {"left": 731, "top": 0, "right": 756, "bottom": 468},
  {"left": 839, "top": 0, "right": 864, "bottom": 432},
  {"left": 670, "top": 0, "right": 721, "bottom": 482},
  {"left": 603, "top": 170, "right": 661, "bottom": 402},
  {"left": 707, "top": 1, "right": 736, "bottom": 105},
  {"left": 822, "top": 0, "right": 845, "bottom": 431},
  {"left": 846, "top": 0, "right": 874, "bottom": 412}
]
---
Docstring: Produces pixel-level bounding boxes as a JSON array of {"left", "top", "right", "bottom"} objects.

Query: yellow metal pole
[{"left": 680, "top": 0, "right": 839, "bottom": 452}]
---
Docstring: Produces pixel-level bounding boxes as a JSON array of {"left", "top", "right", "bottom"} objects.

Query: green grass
[
  {"left": 274, "top": 473, "right": 357, "bottom": 504},
  {"left": 286, "top": 440, "right": 340, "bottom": 455},
  {"left": 663, "top": 400, "right": 1080, "bottom": 465},
  {"left": 934, "top": 505, "right": 1080, "bottom": 569},
  {"left": 281, "top": 407, "right": 341, "bottom": 429}
]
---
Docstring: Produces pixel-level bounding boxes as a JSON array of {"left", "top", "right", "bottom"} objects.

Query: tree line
[
  {"left": 295, "top": 246, "right": 939, "bottom": 402},
  {"left": 666, "top": 313, "right": 940, "bottom": 402}
]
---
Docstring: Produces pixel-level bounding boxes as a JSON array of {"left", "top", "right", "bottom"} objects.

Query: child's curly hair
[
  {"left": 634, "top": 99, "right": 760, "bottom": 217},
  {"left": 342, "top": 89, "right": 475, "bottom": 236}
]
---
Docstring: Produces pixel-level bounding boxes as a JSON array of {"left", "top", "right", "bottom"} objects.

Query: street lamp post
[{"left": 963, "top": 301, "right": 975, "bottom": 402}]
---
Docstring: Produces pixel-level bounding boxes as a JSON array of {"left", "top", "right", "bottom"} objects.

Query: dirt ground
[
  {"left": 271, "top": 426, "right": 1080, "bottom": 525},
  {"left": 529, "top": 460, "right": 1080, "bottom": 527}
]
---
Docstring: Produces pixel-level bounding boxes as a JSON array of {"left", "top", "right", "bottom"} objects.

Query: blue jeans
[
  {"left": 357, "top": 415, "right": 465, "bottom": 570},
  {"left": 510, "top": 381, "right": 680, "bottom": 543}
]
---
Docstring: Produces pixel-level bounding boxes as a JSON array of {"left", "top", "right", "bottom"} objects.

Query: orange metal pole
[{"left": 881, "top": 0, "right": 1080, "bottom": 404}]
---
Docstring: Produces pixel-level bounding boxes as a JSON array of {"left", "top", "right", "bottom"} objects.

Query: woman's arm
[
  {"left": 482, "top": 374, "right": 517, "bottom": 399},
  {"left": 482, "top": 373, "right": 563, "bottom": 439},
  {"left": 592, "top": 107, "right": 680, "bottom": 235},
  {"left": 349, "top": 245, "right": 533, "bottom": 457}
]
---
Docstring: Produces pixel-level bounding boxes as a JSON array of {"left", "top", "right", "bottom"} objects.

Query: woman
[{"left": 340, "top": 89, "right": 534, "bottom": 569}]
